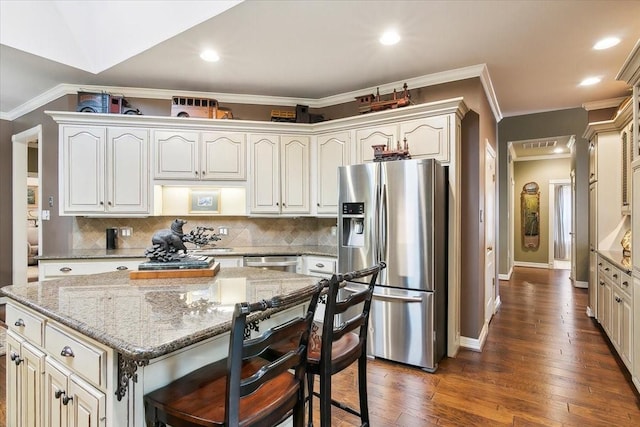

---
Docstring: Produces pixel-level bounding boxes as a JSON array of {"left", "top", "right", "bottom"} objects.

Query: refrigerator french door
[{"left": 338, "top": 158, "right": 447, "bottom": 372}]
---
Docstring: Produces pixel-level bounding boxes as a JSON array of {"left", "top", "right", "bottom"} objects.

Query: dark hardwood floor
[{"left": 1, "top": 267, "right": 639, "bottom": 426}]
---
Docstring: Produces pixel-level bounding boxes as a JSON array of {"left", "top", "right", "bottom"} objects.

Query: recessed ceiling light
[
  {"left": 200, "top": 50, "right": 220, "bottom": 62},
  {"left": 593, "top": 37, "right": 621, "bottom": 50},
  {"left": 553, "top": 147, "right": 564, "bottom": 154},
  {"left": 380, "top": 30, "right": 400, "bottom": 46},
  {"left": 580, "top": 77, "right": 601, "bottom": 86}
]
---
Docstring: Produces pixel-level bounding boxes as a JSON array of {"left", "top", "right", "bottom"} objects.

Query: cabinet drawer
[
  {"left": 41, "top": 259, "right": 143, "bottom": 278},
  {"left": 45, "top": 324, "right": 106, "bottom": 387},
  {"left": 598, "top": 259, "right": 619, "bottom": 285},
  {"left": 619, "top": 270, "right": 632, "bottom": 299},
  {"left": 306, "top": 256, "right": 336, "bottom": 276},
  {"left": 6, "top": 303, "right": 45, "bottom": 346}
]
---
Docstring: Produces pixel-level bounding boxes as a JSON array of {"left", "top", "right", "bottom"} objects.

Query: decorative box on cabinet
[
  {"left": 249, "top": 133, "right": 310, "bottom": 215},
  {"left": 153, "top": 130, "right": 246, "bottom": 181},
  {"left": 60, "top": 126, "right": 150, "bottom": 215},
  {"left": 316, "top": 132, "right": 350, "bottom": 215}
]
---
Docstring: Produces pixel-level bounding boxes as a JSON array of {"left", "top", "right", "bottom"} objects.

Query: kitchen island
[{"left": 2, "top": 267, "right": 321, "bottom": 427}]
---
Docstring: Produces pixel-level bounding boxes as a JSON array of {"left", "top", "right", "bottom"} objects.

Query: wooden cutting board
[{"left": 129, "top": 262, "right": 220, "bottom": 280}]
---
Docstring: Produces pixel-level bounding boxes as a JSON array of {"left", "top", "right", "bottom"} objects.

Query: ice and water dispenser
[{"left": 341, "top": 202, "right": 365, "bottom": 247}]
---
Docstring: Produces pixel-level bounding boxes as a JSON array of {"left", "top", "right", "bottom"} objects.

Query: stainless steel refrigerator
[{"left": 338, "top": 158, "right": 447, "bottom": 372}]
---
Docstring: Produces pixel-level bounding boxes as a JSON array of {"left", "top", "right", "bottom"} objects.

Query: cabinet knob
[
  {"left": 615, "top": 296, "right": 622, "bottom": 303},
  {"left": 59, "top": 267, "right": 72, "bottom": 273},
  {"left": 622, "top": 281, "right": 629, "bottom": 287},
  {"left": 613, "top": 273, "right": 618, "bottom": 278},
  {"left": 55, "top": 390, "right": 65, "bottom": 399},
  {"left": 10, "top": 352, "right": 23, "bottom": 365},
  {"left": 100, "top": 201, "right": 104, "bottom": 206},
  {"left": 604, "top": 267, "right": 610, "bottom": 271},
  {"left": 60, "top": 346, "right": 75, "bottom": 358},
  {"left": 202, "top": 171, "right": 206, "bottom": 175},
  {"left": 599, "top": 281, "right": 605, "bottom": 286},
  {"left": 62, "top": 395, "right": 73, "bottom": 406},
  {"left": 195, "top": 171, "right": 199, "bottom": 176},
  {"left": 116, "top": 265, "right": 128, "bottom": 271},
  {"left": 108, "top": 201, "right": 112, "bottom": 206},
  {"left": 14, "top": 318, "right": 25, "bottom": 327}
]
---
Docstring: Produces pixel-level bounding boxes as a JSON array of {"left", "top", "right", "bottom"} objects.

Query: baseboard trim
[
  {"left": 513, "top": 261, "right": 549, "bottom": 269},
  {"left": 494, "top": 295, "right": 502, "bottom": 312},
  {"left": 459, "top": 322, "right": 489, "bottom": 352},
  {"left": 633, "top": 376, "right": 640, "bottom": 394},
  {"left": 573, "top": 280, "right": 588, "bottom": 289},
  {"left": 586, "top": 306, "right": 595, "bottom": 318},
  {"left": 498, "top": 266, "right": 513, "bottom": 281}
]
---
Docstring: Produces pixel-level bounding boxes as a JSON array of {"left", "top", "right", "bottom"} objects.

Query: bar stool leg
[
  {"left": 358, "top": 353, "right": 369, "bottom": 426},
  {"left": 307, "top": 373, "right": 315, "bottom": 427},
  {"left": 319, "top": 370, "right": 332, "bottom": 427}
]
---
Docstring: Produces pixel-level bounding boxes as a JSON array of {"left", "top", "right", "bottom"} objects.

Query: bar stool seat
[{"left": 307, "top": 324, "right": 360, "bottom": 371}]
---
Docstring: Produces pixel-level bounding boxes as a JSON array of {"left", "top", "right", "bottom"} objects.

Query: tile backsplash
[{"left": 73, "top": 216, "right": 338, "bottom": 249}]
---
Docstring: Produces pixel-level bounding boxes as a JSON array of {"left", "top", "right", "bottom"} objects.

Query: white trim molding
[
  {"left": 1, "top": 64, "right": 502, "bottom": 122},
  {"left": 498, "top": 266, "right": 513, "bottom": 281},
  {"left": 513, "top": 261, "right": 550, "bottom": 269},
  {"left": 573, "top": 280, "right": 588, "bottom": 289},
  {"left": 459, "top": 322, "right": 489, "bottom": 352}
]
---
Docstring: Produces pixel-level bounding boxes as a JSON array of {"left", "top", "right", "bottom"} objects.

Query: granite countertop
[
  {"left": 37, "top": 245, "right": 337, "bottom": 260},
  {"left": 1, "top": 267, "right": 321, "bottom": 361},
  {"left": 597, "top": 249, "right": 631, "bottom": 272}
]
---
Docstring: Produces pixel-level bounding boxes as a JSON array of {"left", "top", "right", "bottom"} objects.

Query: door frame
[
  {"left": 548, "top": 179, "right": 571, "bottom": 269},
  {"left": 12, "top": 125, "right": 42, "bottom": 286},
  {"left": 484, "top": 140, "right": 497, "bottom": 323}
]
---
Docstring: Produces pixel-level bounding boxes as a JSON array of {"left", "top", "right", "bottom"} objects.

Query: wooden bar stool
[
  {"left": 307, "top": 262, "right": 385, "bottom": 427},
  {"left": 144, "top": 279, "right": 325, "bottom": 427}
]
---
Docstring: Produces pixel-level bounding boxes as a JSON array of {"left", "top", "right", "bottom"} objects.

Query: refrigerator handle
[
  {"left": 380, "top": 183, "right": 387, "bottom": 263},
  {"left": 374, "top": 182, "right": 381, "bottom": 263}
]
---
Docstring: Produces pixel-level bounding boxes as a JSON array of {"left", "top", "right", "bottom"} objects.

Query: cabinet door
[
  {"left": 588, "top": 139, "right": 597, "bottom": 183},
  {"left": 153, "top": 130, "right": 199, "bottom": 179},
  {"left": 355, "top": 125, "right": 397, "bottom": 163},
  {"left": 317, "top": 132, "right": 349, "bottom": 214},
  {"left": 633, "top": 163, "right": 640, "bottom": 276},
  {"left": 250, "top": 134, "right": 280, "bottom": 213},
  {"left": 201, "top": 132, "right": 246, "bottom": 180},
  {"left": 400, "top": 115, "right": 450, "bottom": 162},
  {"left": 68, "top": 375, "right": 106, "bottom": 427},
  {"left": 621, "top": 123, "right": 632, "bottom": 214},
  {"left": 602, "top": 277, "right": 613, "bottom": 336},
  {"left": 22, "top": 341, "right": 46, "bottom": 427},
  {"left": 61, "top": 126, "right": 105, "bottom": 213},
  {"left": 281, "top": 135, "right": 310, "bottom": 214},
  {"left": 107, "top": 127, "right": 149, "bottom": 213},
  {"left": 44, "top": 358, "right": 69, "bottom": 427},
  {"left": 7, "top": 333, "right": 22, "bottom": 427},
  {"left": 619, "top": 292, "right": 633, "bottom": 369}
]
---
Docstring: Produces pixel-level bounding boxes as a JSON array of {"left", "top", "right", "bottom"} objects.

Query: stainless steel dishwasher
[{"left": 243, "top": 256, "right": 300, "bottom": 273}]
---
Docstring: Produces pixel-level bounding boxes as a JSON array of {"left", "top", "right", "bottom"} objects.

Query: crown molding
[
  {"left": 616, "top": 38, "right": 640, "bottom": 85},
  {"left": 582, "top": 97, "right": 627, "bottom": 111},
  {"left": 2, "top": 64, "right": 501, "bottom": 122}
]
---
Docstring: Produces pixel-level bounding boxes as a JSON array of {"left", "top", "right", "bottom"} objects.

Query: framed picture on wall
[
  {"left": 27, "top": 185, "right": 38, "bottom": 207},
  {"left": 189, "top": 189, "right": 220, "bottom": 214}
]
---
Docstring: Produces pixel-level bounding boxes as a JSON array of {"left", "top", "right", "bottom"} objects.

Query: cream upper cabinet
[
  {"left": 153, "top": 130, "right": 247, "bottom": 181},
  {"left": 621, "top": 121, "right": 633, "bottom": 214},
  {"left": 249, "top": 133, "right": 310, "bottom": 214},
  {"left": 316, "top": 131, "right": 350, "bottom": 215},
  {"left": 201, "top": 131, "right": 246, "bottom": 180},
  {"left": 355, "top": 124, "right": 397, "bottom": 163},
  {"left": 153, "top": 130, "right": 199, "bottom": 179},
  {"left": 399, "top": 115, "right": 450, "bottom": 162},
  {"left": 60, "top": 126, "right": 149, "bottom": 215}
]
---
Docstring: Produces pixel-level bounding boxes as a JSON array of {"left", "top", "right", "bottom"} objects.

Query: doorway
[
  {"left": 12, "top": 125, "right": 42, "bottom": 286},
  {"left": 484, "top": 140, "right": 496, "bottom": 324},
  {"left": 549, "top": 180, "right": 571, "bottom": 270}
]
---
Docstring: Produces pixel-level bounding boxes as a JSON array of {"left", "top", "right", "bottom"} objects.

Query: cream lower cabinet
[
  {"left": 250, "top": 134, "right": 310, "bottom": 215},
  {"left": 39, "top": 258, "right": 145, "bottom": 281},
  {"left": 596, "top": 259, "right": 613, "bottom": 336},
  {"left": 316, "top": 132, "right": 349, "bottom": 215},
  {"left": 60, "top": 126, "right": 149, "bottom": 215},
  {"left": 7, "top": 332, "right": 46, "bottom": 427},
  {"left": 44, "top": 358, "right": 105, "bottom": 427},
  {"left": 153, "top": 130, "right": 246, "bottom": 181},
  {"left": 612, "top": 282, "right": 633, "bottom": 369}
]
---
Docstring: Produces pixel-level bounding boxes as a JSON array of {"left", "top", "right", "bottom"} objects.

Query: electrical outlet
[
  {"left": 41, "top": 210, "right": 50, "bottom": 220},
  {"left": 218, "top": 226, "right": 229, "bottom": 236},
  {"left": 330, "top": 226, "right": 337, "bottom": 236},
  {"left": 120, "top": 227, "right": 133, "bottom": 237}
]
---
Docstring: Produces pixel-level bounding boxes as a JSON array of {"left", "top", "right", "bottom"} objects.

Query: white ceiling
[{"left": 1, "top": 0, "right": 639, "bottom": 121}]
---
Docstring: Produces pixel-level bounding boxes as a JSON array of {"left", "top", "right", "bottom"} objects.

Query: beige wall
[
  {"left": 0, "top": 119, "right": 13, "bottom": 286},
  {"left": 513, "top": 157, "right": 571, "bottom": 265}
]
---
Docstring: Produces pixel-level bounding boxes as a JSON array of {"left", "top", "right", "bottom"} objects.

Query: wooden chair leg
[
  {"left": 358, "top": 354, "right": 369, "bottom": 426},
  {"left": 319, "top": 371, "right": 332, "bottom": 427},
  {"left": 307, "top": 373, "right": 315, "bottom": 427}
]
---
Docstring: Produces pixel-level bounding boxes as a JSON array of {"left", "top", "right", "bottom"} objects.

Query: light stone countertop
[
  {"left": 1, "top": 267, "right": 322, "bottom": 361},
  {"left": 36, "top": 245, "right": 337, "bottom": 260},
  {"left": 597, "top": 249, "right": 631, "bottom": 272}
]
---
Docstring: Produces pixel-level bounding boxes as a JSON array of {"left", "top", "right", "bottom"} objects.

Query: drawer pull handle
[
  {"left": 62, "top": 395, "right": 73, "bottom": 405},
  {"left": 622, "top": 281, "right": 629, "bottom": 287},
  {"left": 59, "top": 267, "right": 72, "bottom": 272},
  {"left": 10, "top": 352, "right": 23, "bottom": 365},
  {"left": 116, "top": 265, "right": 128, "bottom": 271},
  {"left": 315, "top": 263, "right": 325, "bottom": 268},
  {"left": 60, "top": 346, "right": 75, "bottom": 358},
  {"left": 14, "top": 318, "right": 25, "bottom": 327}
]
